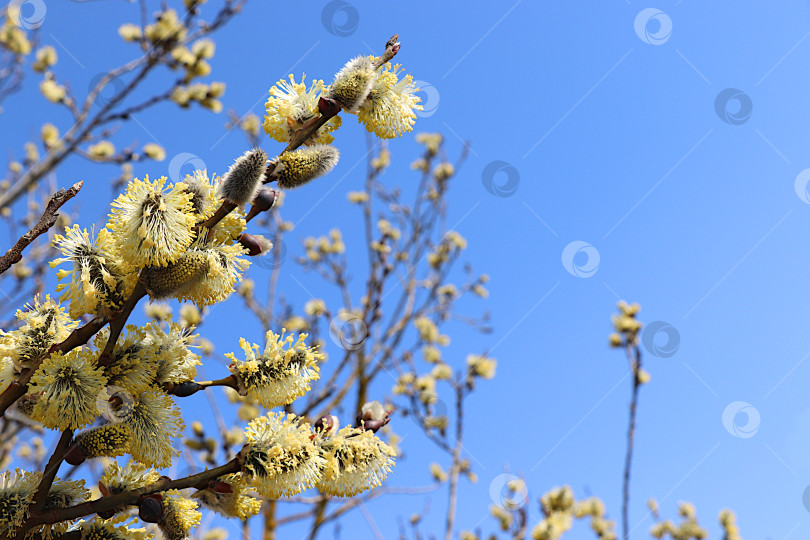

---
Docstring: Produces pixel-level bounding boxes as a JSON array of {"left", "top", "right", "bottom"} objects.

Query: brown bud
[
  {"left": 96, "top": 482, "right": 118, "bottom": 519},
  {"left": 238, "top": 234, "right": 264, "bottom": 256},
  {"left": 246, "top": 189, "right": 277, "bottom": 221},
  {"left": 208, "top": 480, "right": 233, "bottom": 494},
  {"left": 64, "top": 444, "right": 85, "bottom": 466},
  {"left": 97, "top": 508, "right": 117, "bottom": 519},
  {"left": 356, "top": 417, "right": 388, "bottom": 433},
  {"left": 138, "top": 494, "right": 164, "bottom": 523},
  {"left": 98, "top": 481, "right": 111, "bottom": 497},
  {"left": 169, "top": 381, "right": 202, "bottom": 397},
  {"left": 318, "top": 96, "right": 341, "bottom": 117},
  {"left": 314, "top": 414, "right": 335, "bottom": 432}
]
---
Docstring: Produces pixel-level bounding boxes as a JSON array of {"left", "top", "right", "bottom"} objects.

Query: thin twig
[
  {"left": 0, "top": 181, "right": 82, "bottom": 274},
  {"left": 443, "top": 378, "right": 464, "bottom": 540},
  {"left": 621, "top": 344, "right": 642, "bottom": 540}
]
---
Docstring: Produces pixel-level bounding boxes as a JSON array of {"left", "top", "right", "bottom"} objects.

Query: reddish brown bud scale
[
  {"left": 318, "top": 96, "right": 341, "bottom": 117},
  {"left": 314, "top": 414, "right": 335, "bottom": 432},
  {"left": 97, "top": 508, "right": 117, "bottom": 519},
  {"left": 208, "top": 480, "right": 233, "bottom": 494},
  {"left": 355, "top": 415, "right": 390, "bottom": 433},
  {"left": 98, "top": 481, "right": 111, "bottom": 497},
  {"left": 170, "top": 381, "right": 202, "bottom": 397},
  {"left": 238, "top": 234, "right": 264, "bottom": 256},
  {"left": 246, "top": 189, "right": 277, "bottom": 221},
  {"left": 64, "top": 444, "right": 85, "bottom": 466},
  {"left": 139, "top": 494, "right": 164, "bottom": 523}
]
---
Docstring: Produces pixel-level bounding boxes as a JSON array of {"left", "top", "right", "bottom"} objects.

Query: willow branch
[
  {"left": 443, "top": 380, "right": 464, "bottom": 540},
  {"left": 22, "top": 458, "right": 241, "bottom": 530},
  {"left": 0, "top": 315, "right": 108, "bottom": 418},
  {"left": 28, "top": 429, "right": 74, "bottom": 515},
  {"left": 622, "top": 344, "right": 642, "bottom": 540},
  {"left": 0, "top": 181, "right": 82, "bottom": 275},
  {"left": 100, "top": 278, "right": 147, "bottom": 362}
]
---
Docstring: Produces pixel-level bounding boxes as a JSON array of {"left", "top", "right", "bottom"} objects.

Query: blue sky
[{"left": 4, "top": 0, "right": 810, "bottom": 538}]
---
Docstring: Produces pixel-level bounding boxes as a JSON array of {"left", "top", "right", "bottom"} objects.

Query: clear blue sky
[{"left": 3, "top": 1, "right": 810, "bottom": 538}]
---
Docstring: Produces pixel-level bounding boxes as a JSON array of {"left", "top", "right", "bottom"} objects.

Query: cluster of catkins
[{"left": 0, "top": 38, "right": 419, "bottom": 539}]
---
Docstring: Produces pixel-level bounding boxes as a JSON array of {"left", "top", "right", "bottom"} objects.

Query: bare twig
[
  {"left": 17, "top": 458, "right": 241, "bottom": 535},
  {"left": 621, "top": 344, "right": 642, "bottom": 540},
  {"left": 0, "top": 181, "right": 82, "bottom": 274},
  {"left": 443, "top": 379, "right": 464, "bottom": 540}
]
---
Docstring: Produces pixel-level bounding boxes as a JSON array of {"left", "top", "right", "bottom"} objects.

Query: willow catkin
[{"left": 273, "top": 145, "right": 339, "bottom": 190}]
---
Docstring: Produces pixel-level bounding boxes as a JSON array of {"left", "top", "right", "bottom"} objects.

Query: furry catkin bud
[
  {"left": 74, "top": 423, "right": 133, "bottom": 460},
  {"left": 328, "top": 56, "right": 376, "bottom": 112},
  {"left": 356, "top": 401, "right": 389, "bottom": 432},
  {"left": 143, "top": 251, "right": 209, "bottom": 298},
  {"left": 272, "top": 145, "right": 339, "bottom": 190},
  {"left": 181, "top": 172, "right": 211, "bottom": 215},
  {"left": 219, "top": 149, "right": 268, "bottom": 206}
]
